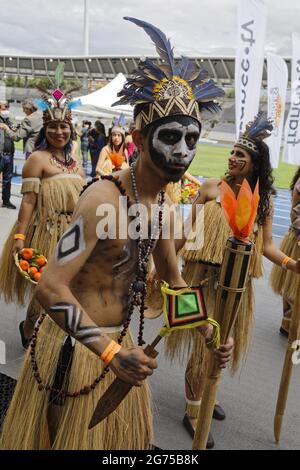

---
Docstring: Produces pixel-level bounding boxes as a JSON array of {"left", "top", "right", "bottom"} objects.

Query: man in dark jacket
[{"left": 0, "top": 101, "right": 16, "bottom": 209}]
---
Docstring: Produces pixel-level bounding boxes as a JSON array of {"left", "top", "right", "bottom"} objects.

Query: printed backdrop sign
[
  {"left": 283, "top": 33, "right": 300, "bottom": 165},
  {"left": 266, "top": 53, "right": 288, "bottom": 169},
  {"left": 235, "top": 0, "right": 267, "bottom": 137}
]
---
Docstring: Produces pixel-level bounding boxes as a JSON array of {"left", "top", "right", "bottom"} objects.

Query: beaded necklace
[
  {"left": 49, "top": 152, "right": 79, "bottom": 173},
  {"left": 30, "top": 168, "right": 165, "bottom": 398}
]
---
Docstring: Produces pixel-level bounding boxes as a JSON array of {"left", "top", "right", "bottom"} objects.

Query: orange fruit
[
  {"left": 19, "top": 260, "right": 30, "bottom": 271},
  {"left": 36, "top": 256, "right": 46, "bottom": 267},
  {"left": 29, "top": 267, "right": 38, "bottom": 277},
  {"left": 21, "top": 248, "right": 33, "bottom": 260},
  {"left": 39, "top": 267, "right": 44, "bottom": 273},
  {"left": 33, "top": 272, "right": 42, "bottom": 282}
]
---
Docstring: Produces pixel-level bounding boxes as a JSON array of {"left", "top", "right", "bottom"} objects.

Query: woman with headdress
[
  {"left": 0, "top": 64, "right": 85, "bottom": 348},
  {"left": 270, "top": 166, "right": 300, "bottom": 336},
  {"left": 96, "top": 115, "right": 129, "bottom": 176},
  {"left": 161, "top": 113, "right": 300, "bottom": 448}
]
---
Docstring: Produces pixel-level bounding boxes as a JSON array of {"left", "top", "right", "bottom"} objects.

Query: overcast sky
[{"left": 0, "top": 0, "right": 299, "bottom": 57}]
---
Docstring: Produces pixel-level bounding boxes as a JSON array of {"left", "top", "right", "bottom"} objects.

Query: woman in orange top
[{"left": 96, "top": 125, "right": 128, "bottom": 176}]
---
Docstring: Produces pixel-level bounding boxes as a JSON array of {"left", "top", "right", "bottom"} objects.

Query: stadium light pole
[
  {"left": 83, "top": 0, "right": 89, "bottom": 56},
  {"left": 83, "top": 0, "right": 89, "bottom": 92}
]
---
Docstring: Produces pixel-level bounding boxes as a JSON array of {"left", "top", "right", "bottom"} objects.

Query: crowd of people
[
  {"left": 0, "top": 16, "right": 299, "bottom": 451},
  {"left": 0, "top": 99, "right": 139, "bottom": 207},
  {"left": 77, "top": 118, "right": 138, "bottom": 177}
]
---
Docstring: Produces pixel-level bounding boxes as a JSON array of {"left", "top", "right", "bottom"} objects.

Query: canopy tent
[{"left": 76, "top": 73, "right": 133, "bottom": 119}]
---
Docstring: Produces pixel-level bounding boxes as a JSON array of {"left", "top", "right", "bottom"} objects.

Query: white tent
[{"left": 76, "top": 73, "right": 132, "bottom": 119}]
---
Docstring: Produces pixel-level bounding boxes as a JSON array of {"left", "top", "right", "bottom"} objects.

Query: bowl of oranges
[{"left": 15, "top": 248, "right": 47, "bottom": 284}]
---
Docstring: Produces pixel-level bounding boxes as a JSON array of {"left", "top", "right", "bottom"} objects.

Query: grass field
[
  {"left": 14, "top": 140, "right": 298, "bottom": 189},
  {"left": 189, "top": 143, "right": 298, "bottom": 189}
]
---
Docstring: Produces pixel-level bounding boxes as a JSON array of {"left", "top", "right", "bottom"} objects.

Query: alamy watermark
[
  {"left": 95, "top": 197, "right": 205, "bottom": 251},
  {"left": 0, "top": 340, "right": 6, "bottom": 365},
  {"left": 291, "top": 339, "right": 300, "bottom": 365}
]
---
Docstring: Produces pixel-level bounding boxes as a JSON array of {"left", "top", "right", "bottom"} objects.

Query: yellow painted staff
[
  {"left": 274, "top": 290, "right": 300, "bottom": 442},
  {"left": 192, "top": 178, "right": 260, "bottom": 450}
]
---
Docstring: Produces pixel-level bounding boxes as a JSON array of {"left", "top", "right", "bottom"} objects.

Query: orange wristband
[
  {"left": 282, "top": 256, "right": 291, "bottom": 269},
  {"left": 104, "top": 347, "right": 121, "bottom": 365},
  {"left": 100, "top": 340, "right": 122, "bottom": 365},
  {"left": 14, "top": 234, "right": 26, "bottom": 241}
]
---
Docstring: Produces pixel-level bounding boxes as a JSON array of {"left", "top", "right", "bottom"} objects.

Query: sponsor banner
[
  {"left": 283, "top": 33, "right": 300, "bottom": 165},
  {"left": 235, "top": 0, "right": 267, "bottom": 137},
  {"left": 266, "top": 53, "right": 288, "bottom": 168}
]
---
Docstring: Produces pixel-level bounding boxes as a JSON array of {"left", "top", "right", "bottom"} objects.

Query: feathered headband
[
  {"left": 113, "top": 17, "right": 225, "bottom": 130},
  {"left": 236, "top": 111, "right": 273, "bottom": 154},
  {"left": 111, "top": 113, "right": 126, "bottom": 135},
  {"left": 34, "top": 63, "right": 81, "bottom": 125}
]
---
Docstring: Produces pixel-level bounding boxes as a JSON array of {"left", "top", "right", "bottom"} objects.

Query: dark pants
[
  {"left": 81, "top": 145, "right": 89, "bottom": 170},
  {"left": 90, "top": 150, "right": 99, "bottom": 177},
  {"left": 0, "top": 154, "right": 14, "bottom": 203}
]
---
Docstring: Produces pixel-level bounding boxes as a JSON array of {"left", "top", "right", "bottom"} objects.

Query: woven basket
[{"left": 15, "top": 249, "right": 47, "bottom": 285}]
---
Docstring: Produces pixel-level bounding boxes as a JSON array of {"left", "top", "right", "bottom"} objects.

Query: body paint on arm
[
  {"left": 55, "top": 216, "right": 86, "bottom": 265},
  {"left": 50, "top": 302, "right": 102, "bottom": 345}
]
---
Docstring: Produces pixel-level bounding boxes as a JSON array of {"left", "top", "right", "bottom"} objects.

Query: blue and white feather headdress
[
  {"left": 113, "top": 17, "right": 225, "bottom": 130},
  {"left": 34, "top": 63, "right": 81, "bottom": 125},
  {"left": 236, "top": 111, "right": 273, "bottom": 154}
]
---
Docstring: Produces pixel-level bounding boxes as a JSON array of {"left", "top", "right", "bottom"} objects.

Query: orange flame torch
[{"left": 192, "top": 178, "right": 259, "bottom": 449}]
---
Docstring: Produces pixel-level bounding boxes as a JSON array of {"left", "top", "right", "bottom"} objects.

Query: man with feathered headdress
[{"left": 0, "top": 18, "right": 232, "bottom": 450}]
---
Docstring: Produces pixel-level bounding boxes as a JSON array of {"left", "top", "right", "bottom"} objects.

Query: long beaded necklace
[
  {"left": 30, "top": 167, "right": 165, "bottom": 398},
  {"left": 129, "top": 164, "right": 165, "bottom": 344}
]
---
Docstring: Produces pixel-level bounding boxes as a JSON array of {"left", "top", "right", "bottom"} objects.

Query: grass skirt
[
  {"left": 0, "top": 175, "right": 83, "bottom": 307},
  {"left": 0, "top": 317, "right": 152, "bottom": 450},
  {"left": 270, "top": 229, "right": 300, "bottom": 302}
]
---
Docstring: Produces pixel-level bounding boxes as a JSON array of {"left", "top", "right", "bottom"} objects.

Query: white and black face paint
[{"left": 149, "top": 117, "right": 200, "bottom": 182}]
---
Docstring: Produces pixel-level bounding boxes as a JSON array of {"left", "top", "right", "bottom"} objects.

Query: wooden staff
[
  {"left": 274, "top": 289, "right": 300, "bottom": 442},
  {"left": 192, "top": 236, "right": 253, "bottom": 450}
]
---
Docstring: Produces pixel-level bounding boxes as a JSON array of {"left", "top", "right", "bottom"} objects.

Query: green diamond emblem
[{"left": 176, "top": 293, "right": 199, "bottom": 316}]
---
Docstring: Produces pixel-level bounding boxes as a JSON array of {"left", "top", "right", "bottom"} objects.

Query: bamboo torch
[
  {"left": 274, "top": 288, "right": 300, "bottom": 442},
  {"left": 192, "top": 178, "right": 260, "bottom": 450}
]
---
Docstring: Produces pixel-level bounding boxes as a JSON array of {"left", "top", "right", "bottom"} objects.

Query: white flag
[
  {"left": 283, "top": 33, "right": 300, "bottom": 165},
  {"left": 266, "top": 53, "right": 288, "bottom": 169},
  {"left": 235, "top": 0, "right": 267, "bottom": 137}
]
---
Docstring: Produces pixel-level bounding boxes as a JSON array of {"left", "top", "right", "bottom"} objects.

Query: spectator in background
[
  {"left": 0, "top": 99, "right": 43, "bottom": 159},
  {"left": 88, "top": 120, "right": 106, "bottom": 177},
  {"left": 0, "top": 101, "right": 16, "bottom": 209},
  {"left": 125, "top": 122, "right": 138, "bottom": 165},
  {"left": 96, "top": 125, "right": 128, "bottom": 176},
  {"left": 79, "top": 120, "right": 91, "bottom": 170}
]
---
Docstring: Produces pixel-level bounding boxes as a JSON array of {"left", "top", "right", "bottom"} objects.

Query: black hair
[
  {"left": 248, "top": 140, "right": 276, "bottom": 225},
  {"left": 290, "top": 166, "right": 300, "bottom": 191},
  {"left": 94, "top": 120, "right": 106, "bottom": 136}
]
